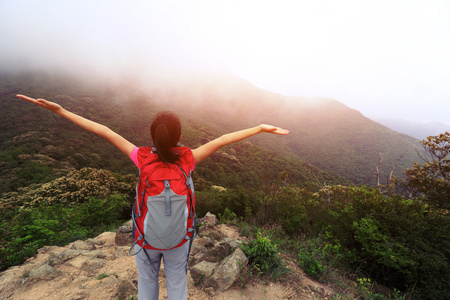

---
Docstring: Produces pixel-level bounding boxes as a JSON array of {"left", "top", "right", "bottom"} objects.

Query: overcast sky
[{"left": 1, "top": 0, "right": 449, "bottom": 124}]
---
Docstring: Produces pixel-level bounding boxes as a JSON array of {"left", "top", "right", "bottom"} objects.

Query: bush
[
  {"left": 400, "top": 132, "right": 450, "bottom": 209},
  {"left": 218, "top": 207, "right": 238, "bottom": 225},
  {"left": 318, "top": 186, "right": 450, "bottom": 299},
  {"left": 297, "top": 238, "right": 327, "bottom": 280},
  {"left": 241, "top": 231, "right": 282, "bottom": 273},
  {"left": 0, "top": 194, "right": 129, "bottom": 271}
]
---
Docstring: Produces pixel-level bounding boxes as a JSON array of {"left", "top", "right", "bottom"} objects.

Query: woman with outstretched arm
[{"left": 16, "top": 94, "right": 289, "bottom": 300}]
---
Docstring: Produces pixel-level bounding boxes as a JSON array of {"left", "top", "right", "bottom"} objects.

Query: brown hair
[{"left": 150, "top": 111, "right": 181, "bottom": 163}]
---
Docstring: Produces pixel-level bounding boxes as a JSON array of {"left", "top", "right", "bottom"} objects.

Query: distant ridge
[{"left": 373, "top": 117, "right": 450, "bottom": 140}]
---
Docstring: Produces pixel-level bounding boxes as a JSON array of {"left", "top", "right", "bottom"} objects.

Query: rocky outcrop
[
  {"left": 188, "top": 214, "right": 248, "bottom": 293},
  {"left": 0, "top": 213, "right": 335, "bottom": 299},
  {"left": 0, "top": 232, "right": 138, "bottom": 300},
  {"left": 0, "top": 213, "right": 249, "bottom": 300}
]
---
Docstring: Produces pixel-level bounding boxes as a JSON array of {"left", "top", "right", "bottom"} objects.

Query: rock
[
  {"left": 114, "top": 279, "right": 137, "bottom": 299},
  {"left": 189, "top": 251, "right": 204, "bottom": 267},
  {"left": 223, "top": 237, "right": 243, "bottom": 249},
  {"left": 190, "top": 241, "right": 204, "bottom": 258},
  {"left": 191, "top": 261, "right": 218, "bottom": 278},
  {"left": 115, "top": 246, "right": 132, "bottom": 257},
  {"left": 115, "top": 219, "right": 134, "bottom": 246},
  {"left": 187, "top": 270, "right": 195, "bottom": 288},
  {"left": 0, "top": 214, "right": 335, "bottom": 299},
  {"left": 27, "top": 264, "right": 62, "bottom": 281},
  {"left": 194, "top": 236, "right": 214, "bottom": 248},
  {"left": 70, "top": 238, "right": 104, "bottom": 250},
  {"left": 116, "top": 219, "right": 133, "bottom": 234},
  {"left": 81, "top": 249, "right": 108, "bottom": 259},
  {"left": 198, "top": 226, "right": 226, "bottom": 243},
  {"left": 80, "top": 258, "right": 106, "bottom": 272},
  {"left": 47, "top": 249, "right": 81, "bottom": 266},
  {"left": 201, "top": 212, "right": 217, "bottom": 226},
  {"left": 65, "top": 255, "right": 91, "bottom": 269},
  {"left": 203, "top": 241, "right": 231, "bottom": 263},
  {"left": 207, "top": 248, "right": 248, "bottom": 292},
  {"left": 71, "top": 240, "right": 96, "bottom": 251}
]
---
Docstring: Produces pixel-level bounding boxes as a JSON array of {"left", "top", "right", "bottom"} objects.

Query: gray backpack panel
[{"left": 143, "top": 182, "right": 189, "bottom": 249}]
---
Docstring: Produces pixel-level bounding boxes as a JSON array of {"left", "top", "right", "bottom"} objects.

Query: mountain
[
  {"left": 0, "top": 71, "right": 421, "bottom": 192},
  {"left": 141, "top": 71, "right": 422, "bottom": 186},
  {"left": 0, "top": 72, "right": 340, "bottom": 196},
  {"left": 373, "top": 117, "right": 450, "bottom": 140}
]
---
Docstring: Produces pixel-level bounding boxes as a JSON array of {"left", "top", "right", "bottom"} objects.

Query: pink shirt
[{"left": 130, "top": 147, "right": 139, "bottom": 167}]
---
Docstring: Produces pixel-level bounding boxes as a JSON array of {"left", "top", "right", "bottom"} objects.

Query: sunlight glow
[{"left": 1, "top": 0, "right": 449, "bottom": 123}]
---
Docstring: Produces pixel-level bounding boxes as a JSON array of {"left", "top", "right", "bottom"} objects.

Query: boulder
[
  {"left": 47, "top": 249, "right": 81, "bottom": 266},
  {"left": 207, "top": 248, "right": 248, "bottom": 292},
  {"left": 70, "top": 238, "right": 104, "bottom": 250},
  {"left": 201, "top": 212, "right": 217, "bottom": 226},
  {"left": 115, "top": 219, "right": 134, "bottom": 246},
  {"left": 27, "top": 264, "right": 62, "bottom": 281},
  {"left": 190, "top": 261, "right": 218, "bottom": 279}
]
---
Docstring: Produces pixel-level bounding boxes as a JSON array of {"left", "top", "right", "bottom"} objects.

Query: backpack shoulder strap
[
  {"left": 172, "top": 147, "right": 194, "bottom": 172},
  {"left": 137, "top": 147, "right": 160, "bottom": 169}
]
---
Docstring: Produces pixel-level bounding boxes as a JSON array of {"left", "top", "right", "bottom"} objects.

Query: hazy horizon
[{"left": 1, "top": 0, "right": 449, "bottom": 125}]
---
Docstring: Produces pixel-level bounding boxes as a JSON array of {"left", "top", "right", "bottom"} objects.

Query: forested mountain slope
[
  {"left": 0, "top": 71, "right": 420, "bottom": 194},
  {"left": 0, "top": 72, "right": 341, "bottom": 195},
  {"left": 139, "top": 71, "right": 422, "bottom": 185}
]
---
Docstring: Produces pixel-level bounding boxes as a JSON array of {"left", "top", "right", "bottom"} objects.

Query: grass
[{"left": 95, "top": 272, "right": 118, "bottom": 280}]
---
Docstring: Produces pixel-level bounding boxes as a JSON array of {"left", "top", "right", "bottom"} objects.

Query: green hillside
[
  {"left": 1, "top": 71, "right": 421, "bottom": 193},
  {"left": 0, "top": 72, "right": 340, "bottom": 195}
]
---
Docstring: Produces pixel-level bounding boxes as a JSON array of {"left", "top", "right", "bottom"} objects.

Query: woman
[{"left": 16, "top": 94, "right": 289, "bottom": 299}]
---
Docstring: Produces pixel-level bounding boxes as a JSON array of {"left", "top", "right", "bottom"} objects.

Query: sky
[{"left": 1, "top": 0, "right": 449, "bottom": 124}]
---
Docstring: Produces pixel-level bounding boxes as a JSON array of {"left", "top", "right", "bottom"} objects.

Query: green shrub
[
  {"left": 218, "top": 207, "right": 238, "bottom": 225},
  {"left": 0, "top": 194, "right": 129, "bottom": 271},
  {"left": 318, "top": 186, "right": 450, "bottom": 299},
  {"left": 194, "top": 189, "right": 223, "bottom": 217},
  {"left": 297, "top": 239, "right": 326, "bottom": 280},
  {"left": 241, "top": 231, "right": 281, "bottom": 273}
]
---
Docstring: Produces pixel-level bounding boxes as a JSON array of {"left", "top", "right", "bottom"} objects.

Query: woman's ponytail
[{"left": 150, "top": 111, "right": 181, "bottom": 164}]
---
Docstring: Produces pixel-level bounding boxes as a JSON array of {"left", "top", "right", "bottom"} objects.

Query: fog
[{"left": 1, "top": 0, "right": 449, "bottom": 124}]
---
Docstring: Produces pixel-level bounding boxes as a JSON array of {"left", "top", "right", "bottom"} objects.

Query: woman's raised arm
[
  {"left": 192, "top": 124, "right": 289, "bottom": 164},
  {"left": 16, "top": 95, "right": 136, "bottom": 157}
]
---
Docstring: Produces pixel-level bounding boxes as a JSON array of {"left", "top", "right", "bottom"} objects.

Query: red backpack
[{"left": 130, "top": 147, "right": 196, "bottom": 255}]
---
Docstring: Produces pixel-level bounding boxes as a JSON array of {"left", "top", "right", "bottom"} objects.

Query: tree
[{"left": 401, "top": 132, "right": 450, "bottom": 209}]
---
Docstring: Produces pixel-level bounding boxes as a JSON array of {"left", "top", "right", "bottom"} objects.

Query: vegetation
[
  {"left": 241, "top": 231, "right": 282, "bottom": 273},
  {"left": 0, "top": 72, "right": 448, "bottom": 299},
  {"left": 398, "top": 132, "right": 449, "bottom": 209}
]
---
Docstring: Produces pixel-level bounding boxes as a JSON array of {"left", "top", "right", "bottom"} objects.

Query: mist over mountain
[
  {"left": 1, "top": 70, "right": 421, "bottom": 189},
  {"left": 373, "top": 117, "right": 450, "bottom": 140},
  {"left": 141, "top": 71, "right": 422, "bottom": 185}
]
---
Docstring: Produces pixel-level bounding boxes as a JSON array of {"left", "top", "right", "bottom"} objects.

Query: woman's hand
[
  {"left": 17, "top": 94, "right": 63, "bottom": 113},
  {"left": 193, "top": 124, "right": 290, "bottom": 164},
  {"left": 259, "top": 124, "right": 290, "bottom": 135}
]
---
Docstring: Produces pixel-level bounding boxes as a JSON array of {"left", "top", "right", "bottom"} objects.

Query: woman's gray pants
[{"left": 135, "top": 243, "right": 189, "bottom": 300}]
